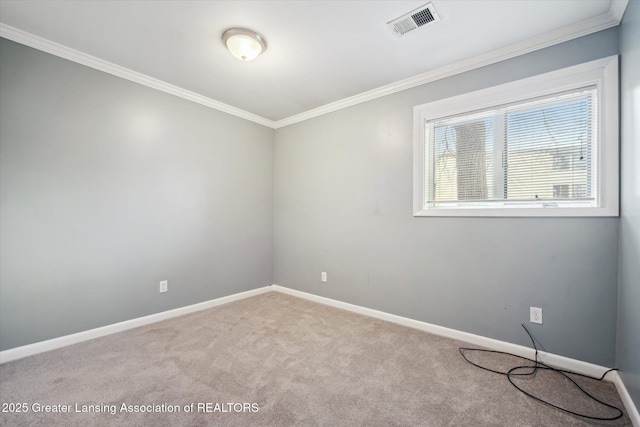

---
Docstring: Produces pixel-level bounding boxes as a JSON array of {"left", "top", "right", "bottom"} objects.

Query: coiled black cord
[{"left": 459, "top": 324, "right": 623, "bottom": 421}]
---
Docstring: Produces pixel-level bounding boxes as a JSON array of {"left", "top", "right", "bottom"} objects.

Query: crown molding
[
  {"left": 0, "top": 23, "right": 276, "bottom": 129},
  {"left": 273, "top": 5, "right": 627, "bottom": 128},
  {"left": 1, "top": 0, "right": 628, "bottom": 132},
  {"left": 609, "top": 0, "right": 630, "bottom": 23}
]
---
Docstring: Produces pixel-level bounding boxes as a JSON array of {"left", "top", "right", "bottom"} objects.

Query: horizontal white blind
[
  {"left": 504, "top": 91, "right": 594, "bottom": 202},
  {"left": 425, "top": 88, "right": 596, "bottom": 207},
  {"left": 429, "top": 117, "right": 495, "bottom": 202}
]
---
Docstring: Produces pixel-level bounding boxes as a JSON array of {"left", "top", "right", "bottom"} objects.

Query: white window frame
[{"left": 413, "top": 55, "right": 619, "bottom": 217}]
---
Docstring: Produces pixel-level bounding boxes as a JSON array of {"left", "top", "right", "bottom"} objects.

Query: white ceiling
[{"left": 0, "top": 0, "right": 627, "bottom": 126}]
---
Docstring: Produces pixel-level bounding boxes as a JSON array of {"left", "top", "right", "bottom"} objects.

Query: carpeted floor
[{"left": 0, "top": 291, "right": 631, "bottom": 426}]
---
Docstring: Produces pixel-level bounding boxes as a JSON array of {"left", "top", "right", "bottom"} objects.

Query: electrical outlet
[
  {"left": 159, "top": 280, "right": 168, "bottom": 293},
  {"left": 321, "top": 272, "right": 327, "bottom": 282},
  {"left": 530, "top": 307, "right": 542, "bottom": 324}
]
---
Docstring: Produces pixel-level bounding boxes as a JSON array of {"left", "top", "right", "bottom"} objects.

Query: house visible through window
[
  {"left": 552, "top": 155, "right": 570, "bottom": 170},
  {"left": 413, "top": 56, "right": 619, "bottom": 217},
  {"left": 429, "top": 89, "right": 594, "bottom": 205},
  {"left": 553, "top": 184, "right": 570, "bottom": 199}
]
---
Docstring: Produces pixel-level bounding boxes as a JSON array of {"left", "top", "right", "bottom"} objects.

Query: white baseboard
[
  {"left": 270, "top": 285, "right": 612, "bottom": 379},
  {"left": 2, "top": 283, "right": 637, "bottom": 425},
  {"left": 611, "top": 371, "right": 640, "bottom": 427},
  {"left": 0, "top": 286, "right": 272, "bottom": 364},
  {"left": 272, "top": 285, "right": 640, "bottom": 424}
]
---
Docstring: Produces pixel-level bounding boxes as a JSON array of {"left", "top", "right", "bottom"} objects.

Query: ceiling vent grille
[{"left": 388, "top": 3, "right": 440, "bottom": 37}]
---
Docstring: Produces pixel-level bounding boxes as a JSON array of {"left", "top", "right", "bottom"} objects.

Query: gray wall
[
  {"left": 274, "top": 28, "right": 620, "bottom": 367},
  {"left": 617, "top": 0, "right": 640, "bottom": 408},
  {"left": 0, "top": 16, "right": 630, "bottom": 374},
  {"left": 0, "top": 38, "right": 274, "bottom": 351}
]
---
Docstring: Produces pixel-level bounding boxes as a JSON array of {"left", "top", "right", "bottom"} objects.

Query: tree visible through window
[
  {"left": 414, "top": 56, "right": 619, "bottom": 217},
  {"left": 427, "top": 89, "right": 594, "bottom": 206}
]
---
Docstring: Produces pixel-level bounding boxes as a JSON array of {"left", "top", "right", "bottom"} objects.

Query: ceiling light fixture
[{"left": 222, "top": 28, "right": 267, "bottom": 61}]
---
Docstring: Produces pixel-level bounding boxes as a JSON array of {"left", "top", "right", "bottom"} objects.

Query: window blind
[
  {"left": 504, "top": 92, "right": 594, "bottom": 202},
  {"left": 425, "top": 88, "right": 596, "bottom": 207}
]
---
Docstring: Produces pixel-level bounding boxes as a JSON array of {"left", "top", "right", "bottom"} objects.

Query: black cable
[{"left": 459, "top": 324, "right": 623, "bottom": 421}]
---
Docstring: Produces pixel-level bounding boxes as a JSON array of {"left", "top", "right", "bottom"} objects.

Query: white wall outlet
[
  {"left": 159, "top": 280, "right": 168, "bottom": 293},
  {"left": 321, "top": 272, "right": 327, "bottom": 282},
  {"left": 530, "top": 307, "right": 542, "bottom": 324}
]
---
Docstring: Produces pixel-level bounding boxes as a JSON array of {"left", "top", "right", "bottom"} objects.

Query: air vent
[{"left": 388, "top": 3, "right": 440, "bottom": 37}]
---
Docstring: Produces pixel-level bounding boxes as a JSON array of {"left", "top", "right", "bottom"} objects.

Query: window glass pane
[
  {"left": 414, "top": 56, "right": 618, "bottom": 217},
  {"left": 425, "top": 88, "right": 595, "bottom": 207},
  {"left": 504, "top": 93, "right": 593, "bottom": 201},
  {"left": 429, "top": 117, "right": 494, "bottom": 202}
]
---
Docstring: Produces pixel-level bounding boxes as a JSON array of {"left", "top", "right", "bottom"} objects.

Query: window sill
[{"left": 413, "top": 205, "right": 619, "bottom": 217}]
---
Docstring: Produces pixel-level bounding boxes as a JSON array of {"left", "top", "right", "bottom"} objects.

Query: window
[
  {"left": 429, "top": 89, "right": 594, "bottom": 204},
  {"left": 552, "top": 155, "right": 570, "bottom": 170},
  {"left": 553, "top": 185, "right": 569, "bottom": 199},
  {"left": 413, "top": 56, "right": 619, "bottom": 217}
]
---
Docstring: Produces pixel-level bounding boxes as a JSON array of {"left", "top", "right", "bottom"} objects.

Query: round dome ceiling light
[{"left": 222, "top": 28, "right": 267, "bottom": 61}]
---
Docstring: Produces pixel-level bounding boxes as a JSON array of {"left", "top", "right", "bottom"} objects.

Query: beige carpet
[{"left": 0, "top": 291, "right": 631, "bottom": 426}]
